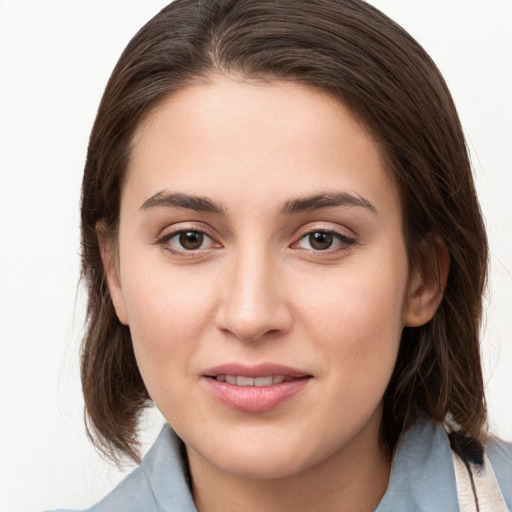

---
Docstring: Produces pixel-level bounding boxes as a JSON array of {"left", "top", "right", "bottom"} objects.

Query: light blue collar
[
  {"left": 140, "top": 418, "right": 458, "bottom": 512},
  {"left": 376, "top": 419, "right": 458, "bottom": 511}
]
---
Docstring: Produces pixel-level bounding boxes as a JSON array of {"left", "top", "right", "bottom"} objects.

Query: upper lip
[{"left": 203, "top": 363, "right": 311, "bottom": 378}]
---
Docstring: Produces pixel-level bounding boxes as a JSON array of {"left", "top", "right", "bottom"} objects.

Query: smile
[
  {"left": 214, "top": 375, "right": 294, "bottom": 386},
  {"left": 203, "top": 364, "right": 312, "bottom": 412}
]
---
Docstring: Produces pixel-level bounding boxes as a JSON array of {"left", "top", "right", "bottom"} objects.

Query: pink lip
[
  {"left": 202, "top": 363, "right": 312, "bottom": 412},
  {"left": 204, "top": 363, "right": 309, "bottom": 378}
]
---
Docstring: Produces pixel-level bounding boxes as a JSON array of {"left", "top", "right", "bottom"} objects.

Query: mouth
[
  {"left": 211, "top": 375, "right": 296, "bottom": 386},
  {"left": 204, "top": 362, "right": 310, "bottom": 379},
  {"left": 202, "top": 363, "right": 312, "bottom": 412}
]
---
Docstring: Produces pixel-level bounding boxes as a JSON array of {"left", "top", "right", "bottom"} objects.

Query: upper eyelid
[
  {"left": 162, "top": 229, "right": 214, "bottom": 242},
  {"left": 291, "top": 221, "right": 357, "bottom": 239},
  {"left": 155, "top": 221, "right": 356, "bottom": 246},
  {"left": 157, "top": 222, "right": 219, "bottom": 240},
  {"left": 293, "top": 230, "right": 356, "bottom": 247}
]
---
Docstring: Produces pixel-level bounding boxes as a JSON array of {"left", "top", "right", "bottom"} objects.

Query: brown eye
[
  {"left": 308, "top": 232, "right": 334, "bottom": 250},
  {"left": 295, "top": 229, "right": 356, "bottom": 253},
  {"left": 159, "top": 228, "right": 219, "bottom": 255},
  {"left": 178, "top": 231, "right": 205, "bottom": 250}
]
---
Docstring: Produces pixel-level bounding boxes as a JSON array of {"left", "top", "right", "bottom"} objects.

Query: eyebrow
[
  {"left": 139, "top": 190, "right": 377, "bottom": 216},
  {"left": 280, "top": 192, "right": 377, "bottom": 215},
  {"left": 140, "top": 191, "right": 226, "bottom": 214}
]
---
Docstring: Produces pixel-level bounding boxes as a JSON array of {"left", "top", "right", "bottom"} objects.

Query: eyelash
[
  {"left": 157, "top": 227, "right": 220, "bottom": 256},
  {"left": 156, "top": 226, "right": 356, "bottom": 257},
  {"left": 292, "top": 228, "right": 356, "bottom": 254}
]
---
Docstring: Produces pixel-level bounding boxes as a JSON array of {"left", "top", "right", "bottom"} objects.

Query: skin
[{"left": 103, "top": 77, "right": 441, "bottom": 512}]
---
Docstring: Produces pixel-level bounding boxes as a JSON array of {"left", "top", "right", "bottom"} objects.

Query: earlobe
[
  {"left": 96, "top": 221, "right": 129, "bottom": 326},
  {"left": 404, "top": 236, "right": 450, "bottom": 327}
]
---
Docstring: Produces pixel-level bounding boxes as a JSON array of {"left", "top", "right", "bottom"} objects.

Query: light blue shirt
[{"left": 50, "top": 419, "right": 512, "bottom": 511}]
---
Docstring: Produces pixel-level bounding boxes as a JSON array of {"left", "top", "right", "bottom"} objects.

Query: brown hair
[{"left": 81, "top": 0, "right": 488, "bottom": 464}]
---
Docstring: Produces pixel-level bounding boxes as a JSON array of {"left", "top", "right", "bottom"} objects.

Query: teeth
[
  {"left": 215, "top": 375, "right": 290, "bottom": 386},
  {"left": 237, "top": 376, "right": 254, "bottom": 386},
  {"left": 254, "top": 376, "right": 273, "bottom": 387}
]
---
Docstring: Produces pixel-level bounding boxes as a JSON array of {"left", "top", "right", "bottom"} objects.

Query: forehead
[{"left": 125, "top": 77, "right": 400, "bottom": 216}]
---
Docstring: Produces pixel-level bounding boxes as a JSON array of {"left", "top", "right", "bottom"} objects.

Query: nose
[{"left": 214, "top": 248, "right": 293, "bottom": 342}]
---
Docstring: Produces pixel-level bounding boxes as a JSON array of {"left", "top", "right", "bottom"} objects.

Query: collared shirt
[{"left": 50, "top": 419, "right": 512, "bottom": 512}]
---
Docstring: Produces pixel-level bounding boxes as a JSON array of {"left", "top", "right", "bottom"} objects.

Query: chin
[
  {"left": 211, "top": 446, "right": 316, "bottom": 480},
  {"left": 186, "top": 426, "right": 342, "bottom": 481}
]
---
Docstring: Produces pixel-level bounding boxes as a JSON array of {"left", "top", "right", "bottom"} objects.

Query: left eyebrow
[{"left": 280, "top": 191, "right": 377, "bottom": 215}]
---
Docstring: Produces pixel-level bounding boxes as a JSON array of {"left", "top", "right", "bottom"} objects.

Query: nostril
[{"left": 214, "top": 272, "right": 293, "bottom": 341}]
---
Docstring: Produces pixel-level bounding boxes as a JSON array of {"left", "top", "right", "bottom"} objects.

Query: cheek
[
  {"left": 304, "top": 257, "right": 407, "bottom": 329},
  {"left": 298, "top": 247, "right": 408, "bottom": 385},
  {"left": 119, "top": 257, "right": 217, "bottom": 398},
  {"left": 122, "top": 250, "right": 215, "bottom": 338}
]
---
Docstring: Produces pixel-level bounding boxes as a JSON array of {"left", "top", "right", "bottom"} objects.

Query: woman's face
[{"left": 107, "top": 77, "right": 426, "bottom": 479}]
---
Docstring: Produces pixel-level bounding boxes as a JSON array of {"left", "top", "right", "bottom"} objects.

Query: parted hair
[{"left": 81, "top": 0, "right": 488, "bottom": 464}]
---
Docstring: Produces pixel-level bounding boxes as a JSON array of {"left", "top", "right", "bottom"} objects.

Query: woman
[{"left": 56, "top": 0, "right": 511, "bottom": 510}]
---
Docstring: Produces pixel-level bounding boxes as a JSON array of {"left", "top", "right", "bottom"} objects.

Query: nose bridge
[{"left": 216, "top": 241, "right": 291, "bottom": 341}]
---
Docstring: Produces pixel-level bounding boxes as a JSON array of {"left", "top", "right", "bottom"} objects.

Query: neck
[{"left": 187, "top": 418, "right": 391, "bottom": 512}]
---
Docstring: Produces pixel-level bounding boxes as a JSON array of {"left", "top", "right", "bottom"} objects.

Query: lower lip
[{"left": 203, "top": 377, "right": 311, "bottom": 412}]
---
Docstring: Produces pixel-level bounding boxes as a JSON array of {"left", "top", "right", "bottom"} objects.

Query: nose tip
[
  {"left": 217, "top": 301, "right": 291, "bottom": 342},
  {"left": 214, "top": 263, "right": 293, "bottom": 342}
]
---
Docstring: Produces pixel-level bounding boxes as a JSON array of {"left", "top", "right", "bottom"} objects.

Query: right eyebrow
[{"left": 140, "top": 191, "right": 227, "bottom": 215}]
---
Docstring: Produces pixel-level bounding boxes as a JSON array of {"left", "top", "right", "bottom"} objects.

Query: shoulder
[
  {"left": 44, "top": 465, "right": 158, "bottom": 512},
  {"left": 376, "top": 419, "right": 512, "bottom": 512},
  {"left": 91, "top": 466, "right": 158, "bottom": 512},
  {"left": 376, "top": 419, "right": 460, "bottom": 511},
  {"left": 45, "top": 425, "right": 197, "bottom": 512},
  {"left": 486, "top": 436, "right": 512, "bottom": 506}
]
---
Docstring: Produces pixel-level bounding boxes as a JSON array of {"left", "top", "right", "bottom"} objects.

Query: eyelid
[
  {"left": 156, "top": 222, "right": 222, "bottom": 255},
  {"left": 154, "top": 221, "right": 357, "bottom": 257},
  {"left": 290, "top": 222, "right": 358, "bottom": 253},
  {"left": 291, "top": 221, "right": 357, "bottom": 241}
]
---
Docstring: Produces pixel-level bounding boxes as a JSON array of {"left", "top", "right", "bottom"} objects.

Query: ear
[
  {"left": 96, "top": 221, "right": 129, "bottom": 326},
  {"left": 403, "top": 235, "right": 450, "bottom": 327}
]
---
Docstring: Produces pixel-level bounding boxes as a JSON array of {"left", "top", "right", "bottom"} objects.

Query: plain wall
[{"left": 0, "top": 1, "right": 510, "bottom": 510}]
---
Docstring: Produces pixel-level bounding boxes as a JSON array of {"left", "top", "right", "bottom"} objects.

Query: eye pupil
[
  {"left": 309, "top": 232, "right": 333, "bottom": 250},
  {"left": 179, "top": 231, "right": 204, "bottom": 250}
]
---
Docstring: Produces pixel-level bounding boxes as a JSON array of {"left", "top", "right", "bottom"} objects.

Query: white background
[{"left": 0, "top": 1, "right": 510, "bottom": 510}]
